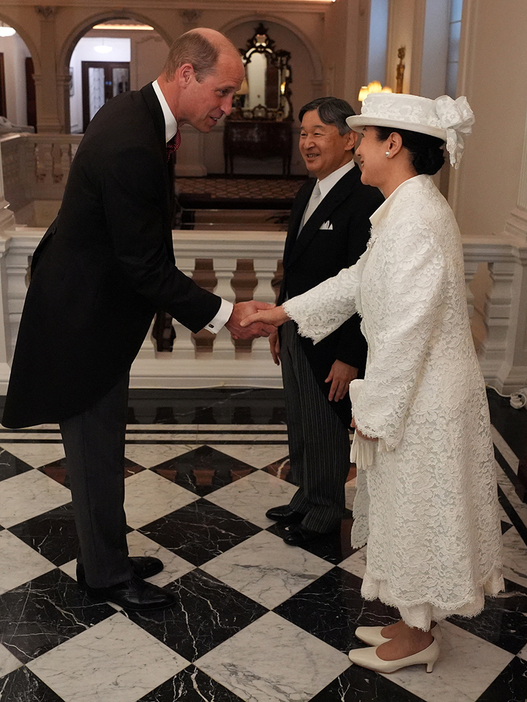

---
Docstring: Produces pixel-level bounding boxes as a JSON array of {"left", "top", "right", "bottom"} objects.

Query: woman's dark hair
[{"left": 374, "top": 126, "right": 445, "bottom": 175}]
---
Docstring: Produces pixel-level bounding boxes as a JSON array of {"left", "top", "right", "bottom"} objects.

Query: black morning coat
[
  {"left": 278, "top": 166, "right": 384, "bottom": 428},
  {"left": 2, "top": 83, "right": 222, "bottom": 428}
]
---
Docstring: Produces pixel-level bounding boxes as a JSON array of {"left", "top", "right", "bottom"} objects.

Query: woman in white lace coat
[{"left": 242, "top": 93, "right": 503, "bottom": 674}]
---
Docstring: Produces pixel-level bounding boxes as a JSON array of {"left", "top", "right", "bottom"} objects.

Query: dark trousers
[
  {"left": 60, "top": 373, "right": 131, "bottom": 588},
  {"left": 281, "top": 321, "right": 351, "bottom": 533}
]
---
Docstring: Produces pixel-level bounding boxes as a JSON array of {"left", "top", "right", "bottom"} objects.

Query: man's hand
[
  {"left": 226, "top": 300, "right": 276, "bottom": 340},
  {"left": 325, "top": 360, "right": 358, "bottom": 402},
  {"left": 269, "top": 332, "right": 280, "bottom": 365}
]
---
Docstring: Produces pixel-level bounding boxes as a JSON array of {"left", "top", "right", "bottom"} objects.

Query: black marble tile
[
  {"left": 0, "top": 449, "right": 34, "bottom": 481},
  {"left": 0, "top": 666, "right": 64, "bottom": 702},
  {"left": 138, "top": 665, "right": 246, "bottom": 701},
  {"left": 139, "top": 499, "right": 262, "bottom": 566},
  {"left": 275, "top": 567, "right": 399, "bottom": 653},
  {"left": 476, "top": 655, "right": 527, "bottom": 702},
  {"left": 0, "top": 569, "right": 114, "bottom": 664},
  {"left": 267, "top": 516, "right": 355, "bottom": 565},
  {"left": 128, "top": 570, "right": 267, "bottom": 662},
  {"left": 263, "top": 457, "right": 297, "bottom": 484},
  {"left": 151, "top": 446, "right": 256, "bottom": 497},
  {"left": 8, "top": 503, "right": 79, "bottom": 566},
  {"left": 311, "top": 663, "right": 428, "bottom": 702},
  {"left": 38, "top": 457, "right": 142, "bottom": 486},
  {"left": 448, "top": 578, "right": 527, "bottom": 654}
]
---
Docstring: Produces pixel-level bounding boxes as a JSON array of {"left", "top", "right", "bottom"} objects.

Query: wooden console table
[{"left": 223, "top": 120, "right": 293, "bottom": 175}]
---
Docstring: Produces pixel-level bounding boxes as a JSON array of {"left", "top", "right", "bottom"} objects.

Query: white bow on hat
[{"left": 434, "top": 95, "right": 475, "bottom": 168}]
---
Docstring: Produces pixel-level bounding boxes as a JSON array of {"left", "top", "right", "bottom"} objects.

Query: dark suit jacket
[
  {"left": 278, "top": 166, "right": 383, "bottom": 427},
  {"left": 2, "top": 84, "right": 221, "bottom": 428}
]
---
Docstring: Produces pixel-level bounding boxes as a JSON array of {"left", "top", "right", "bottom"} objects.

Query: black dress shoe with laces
[
  {"left": 265, "top": 505, "right": 304, "bottom": 523},
  {"left": 283, "top": 523, "right": 338, "bottom": 546},
  {"left": 82, "top": 574, "right": 175, "bottom": 611},
  {"left": 76, "top": 556, "right": 163, "bottom": 585}
]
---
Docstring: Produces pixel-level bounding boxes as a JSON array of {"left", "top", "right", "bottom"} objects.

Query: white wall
[
  {"left": 69, "top": 37, "right": 131, "bottom": 134},
  {"left": 0, "top": 34, "right": 31, "bottom": 127}
]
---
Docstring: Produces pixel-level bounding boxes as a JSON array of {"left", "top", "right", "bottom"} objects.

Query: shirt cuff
[{"left": 205, "top": 299, "right": 233, "bottom": 334}]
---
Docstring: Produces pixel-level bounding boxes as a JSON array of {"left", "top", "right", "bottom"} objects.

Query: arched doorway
[
  {"left": 67, "top": 18, "right": 168, "bottom": 134},
  {"left": 0, "top": 19, "right": 36, "bottom": 132}
]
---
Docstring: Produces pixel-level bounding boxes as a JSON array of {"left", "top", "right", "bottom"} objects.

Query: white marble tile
[
  {"left": 196, "top": 611, "right": 350, "bottom": 702},
  {"left": 500, "top": 526, "right": 527, "bottom": 588},
  {"left": 207, "top": 443, "right": 289, "bottom": 469},
  {"left": 123, "top": 469, "right": 198, "bottom": 529},
  {"left": 125, "top": 530, "right": 195, "bottom": 586},
  {"left": 124, "top": 443, "right": 198, "bottom": 468},
  {"left": 491, "top": 425, "right": 519, "bottom": 474},
  {"left": 0, "top": 469, "right": 71, "bottom": 528},
  {"left": 384, "top": 621, "right": 513, "bottom": 702},
  {"left": 0, "top": 640, "right": 23, "bottom": 677},
  {"left": 27, "top": 613, "right": 188, "bottom": 702},
  {"left": 0, "top": 442, "right": 65, "bottom": 468},
  {"left": 201, "top": 530, "right": 333, "bottom": 608},
  {"left": 205, "top": 470, "right": 298, "bottom": 528},
  {"left": 0, "top": 531, "right": 55, "bottom": 594},
  {"left": 339, "top": 546, "right": 367, "bottom": 580}
]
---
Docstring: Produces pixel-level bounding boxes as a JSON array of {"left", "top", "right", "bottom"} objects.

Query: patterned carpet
[{"left": 176, "top": 176, "right": 307, "bottom": 205}]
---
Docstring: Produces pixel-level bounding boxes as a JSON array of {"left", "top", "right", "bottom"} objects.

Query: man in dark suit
[
  {"left": 266, "top": 97, "right": 383, "bottom": 545},
  {"left": 2, "top": 28, "right": 272, "bottom": 610}
]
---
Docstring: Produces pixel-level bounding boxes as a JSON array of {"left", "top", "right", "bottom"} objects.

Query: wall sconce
[
  {"left": 358, "top": 81, "right": 393, "bottom": 102},
  {"left": 0, "top": 22, "right": 16, "bottom": 38}
]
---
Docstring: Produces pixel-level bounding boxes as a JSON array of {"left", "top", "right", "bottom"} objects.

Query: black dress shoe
[
  {"left": 265, "top": 505, "right": 304, "bottom": 523},
  {"left": 283, "top": 524, "right": 338, "bottom": 546},
  {"left": 82, "top": 574, "right": 175, "bottom": 611},
  {"left": 76, "top": 556, "right": 163, "bottom": 585}
]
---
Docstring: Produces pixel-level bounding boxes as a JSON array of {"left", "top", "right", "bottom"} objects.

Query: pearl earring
[{"left": 385, "top": 151, "right": 390, "bottom": 157}]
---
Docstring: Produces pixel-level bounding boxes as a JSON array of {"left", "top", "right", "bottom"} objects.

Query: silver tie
[{"left": 301, "top": 182, "right": 321, "bottom": 229}]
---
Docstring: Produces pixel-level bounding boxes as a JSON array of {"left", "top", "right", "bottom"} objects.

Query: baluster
[
  {"left": 464, "top": 259, "right": 479, "bottom": 321},
  {"left": 231, "top": 259, "right": 258, "bottom": 353},
  {"left": 191, "top": 258, "right": 217, "bottom": 354},
  {"left": 479, "top": 260, "right": 515, "bottom": 366},
  {"left": 51, "top": 142, "right": 64, "bottom": 183}
]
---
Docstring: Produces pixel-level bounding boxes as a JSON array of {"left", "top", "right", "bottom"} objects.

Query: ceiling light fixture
[{"left": 0, "top": 22, "right": 16, "bottom": 38}]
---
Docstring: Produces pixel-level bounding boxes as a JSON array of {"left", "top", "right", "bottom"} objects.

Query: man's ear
[
  {"left": 177, "top": 63, "right": 195, "bottom": 88},
  {"left": 345, "top": 129, "right": 360, "bottom": 152}
]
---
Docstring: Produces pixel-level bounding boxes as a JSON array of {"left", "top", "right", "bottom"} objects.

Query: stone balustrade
[{"left": 0, "top": 132, "right": 526, "bottom": 394}]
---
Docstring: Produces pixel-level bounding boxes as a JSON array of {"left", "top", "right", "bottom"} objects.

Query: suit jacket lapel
[{"left": 288, "top": 167, "right": 361, "bottom": 268}]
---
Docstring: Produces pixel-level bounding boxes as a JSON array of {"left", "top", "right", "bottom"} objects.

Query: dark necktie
[{"left": 166, "top": 129, "right": 181, "bottom": 160}]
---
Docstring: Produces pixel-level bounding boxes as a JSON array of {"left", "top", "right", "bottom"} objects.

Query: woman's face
[{"left": 355, "top": 126, "right": 387, "bottom": 189}]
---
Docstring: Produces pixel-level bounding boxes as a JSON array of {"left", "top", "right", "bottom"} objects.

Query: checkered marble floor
[{"left": 1, "top": 400, "right": 527, "bottom": 701}]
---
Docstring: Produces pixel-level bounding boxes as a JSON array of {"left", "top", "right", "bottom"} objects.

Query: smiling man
[
  {"left": 2, "top": 28, "right": 274, "bottom": 612},
  {"left": 266, "top": 97, "right": 383, "bottom": 545}
]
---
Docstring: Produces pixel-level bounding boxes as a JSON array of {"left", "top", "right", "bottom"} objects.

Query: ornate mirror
[{"left": 232, "top": 23, "right": 293, "bottom": 121}]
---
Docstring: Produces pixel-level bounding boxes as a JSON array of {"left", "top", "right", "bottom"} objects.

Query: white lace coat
[{"left": 284, "top": 175, "right": 503, "bottom": 629}]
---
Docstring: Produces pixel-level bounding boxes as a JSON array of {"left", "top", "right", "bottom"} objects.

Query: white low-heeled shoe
[
  {"left": 348, "top": 638, "right": 440, "bottom": 674},
  {"left": 355, "top": 623, "right": 441, "bottom": 647}
]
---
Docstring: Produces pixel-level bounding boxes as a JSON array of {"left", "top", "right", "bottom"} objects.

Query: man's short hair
[
  {"left": 163, "top": 31, "right": 220, "bottom": 82},
  {"left": 299, "top": 97, "right": 356, "bottom": 136}
]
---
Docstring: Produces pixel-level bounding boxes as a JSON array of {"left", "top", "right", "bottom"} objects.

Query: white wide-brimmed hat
[{"left": 346, "top": 93, "right": 475, "bottom": 168}]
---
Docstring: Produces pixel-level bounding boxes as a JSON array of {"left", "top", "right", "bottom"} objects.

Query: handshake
[{"left": 225, "top": 300, "right": 290, "bottom": 340}]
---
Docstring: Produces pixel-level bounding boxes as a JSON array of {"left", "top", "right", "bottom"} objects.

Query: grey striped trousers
[{"left": 280, "top": 321, "right": 351, "bottom": 533}]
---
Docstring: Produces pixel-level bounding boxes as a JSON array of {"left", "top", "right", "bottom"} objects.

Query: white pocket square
[{"left": 320, "top": 221, "right": 333, "bottom": 230}]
